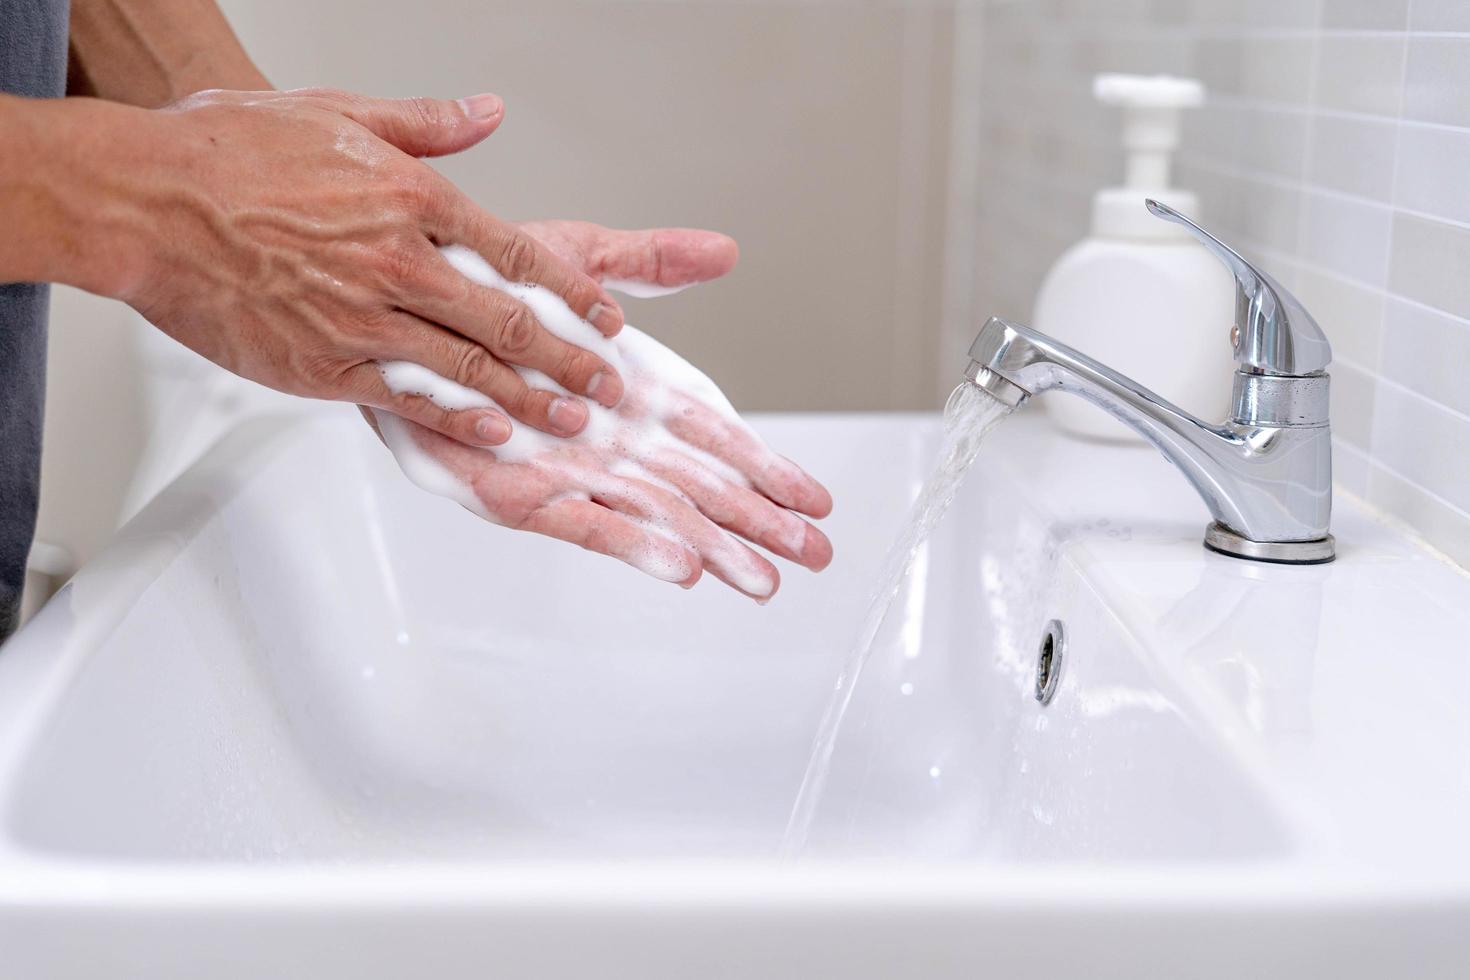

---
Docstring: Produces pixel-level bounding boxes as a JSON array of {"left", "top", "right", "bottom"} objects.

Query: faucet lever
[{"left": 1145, "top": 199, "right": 1331, "bottom": 377}]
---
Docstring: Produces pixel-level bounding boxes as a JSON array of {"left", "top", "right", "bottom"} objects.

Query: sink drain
[{"left": 1035, "top": 620, "right": 1066, "bottom": 705}]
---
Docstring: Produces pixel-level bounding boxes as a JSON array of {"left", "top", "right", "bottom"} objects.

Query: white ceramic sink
[{"left": 2, "top": 410, "right": 1469, "bottom": 977}]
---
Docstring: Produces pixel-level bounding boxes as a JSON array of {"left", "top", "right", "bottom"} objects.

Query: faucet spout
[{"left": 965, "top": 316, "right": 1334, "bottom": 564}]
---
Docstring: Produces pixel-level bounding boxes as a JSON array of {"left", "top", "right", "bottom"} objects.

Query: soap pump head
[{"left": 1091, "top": 72, "right": 1203, "bottom": 241}]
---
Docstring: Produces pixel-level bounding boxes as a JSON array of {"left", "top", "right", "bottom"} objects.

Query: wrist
[
  {"left": 0, "top": 95, "right": 173, "bottom": 300},
  {"left": 164, "top": 57, "right": 271, "bottom": 103}
]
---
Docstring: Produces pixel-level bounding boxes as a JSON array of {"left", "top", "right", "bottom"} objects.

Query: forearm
[
  {"left": 68, "top": 0, "right": 268, "bottom": 106},
  {"left": 0, "top": 94, "right": 157, "bottom": 296}
]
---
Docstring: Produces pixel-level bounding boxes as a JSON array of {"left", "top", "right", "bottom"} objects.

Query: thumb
[
  {"left": 335, "top": 92, "right": 504, "bottom": 158},
  {"left": 527, "top": 224, "right": 739, "bottom": 286}
]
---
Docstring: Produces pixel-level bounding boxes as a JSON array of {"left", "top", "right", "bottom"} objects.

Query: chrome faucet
[{"left": 964, "top": 199, "right": 1335, "bottom": 564}]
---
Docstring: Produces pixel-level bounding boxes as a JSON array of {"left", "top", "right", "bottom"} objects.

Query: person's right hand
[{"left": 90, "top": 88, "right": 630, "bottom": 445}]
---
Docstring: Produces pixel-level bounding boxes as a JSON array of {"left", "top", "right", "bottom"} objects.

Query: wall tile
[
  {"left": 1403, "top": 38, "right": 1470, "bottom": 128},
  {"left": 1388, "top": 213, "right": 1470, "bottom": 320},
  {"left": 1330, "top": 360, "right": 1378, "bottom": 450},
  {"left": 1197, "top": 37, "right": 1315, "bottom": 104},
  {"left": 1368, "top": 463, "right": 1470, "bottom": 572},
  {"left": 1333, "top": 439, "right": 1372, "bottom": 499},
  {"left": 1409, "top": 0, "right": 1470, "bottom": 32},
  {"left": 1307, "top": 115, "right": 1398, "bottom": 201},
  {"left": 1313, "top": 36, "right": 1406, "bottom": 117},
  {"left": 1370, "top": 382, "right": 1470, "bottom": 514},
  {"left": 1207, "top": 172, "right": 1303, "bottom": 257},
  {"left": 1394, "top": 123, "right": 1470, "bottom": 226},
  {"left": 1248, "top": 0, "right": 1321, "bottom": 28},
  {"left": 1321, "top": 0, "right": 1410, "bottom": 30},
  {"left": 1238, "top": 108, "right": 1311, "bottom": 179},
  {"left": 1298, "top": 191, "right": 1394, "bottom": 286},
  {"left": 1293, "top": 266, "right": 1384, "bottom": 368},
  {"left": 1181, "top": 106, "right": 1238, "bottom": 169},
  {"left": 1380, "top": 299, "right": 1470, "bottom": 419}
]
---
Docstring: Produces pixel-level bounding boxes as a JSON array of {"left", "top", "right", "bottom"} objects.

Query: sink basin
[{"left": 2, "top": 410, "right": 1468, "bottom": 977}]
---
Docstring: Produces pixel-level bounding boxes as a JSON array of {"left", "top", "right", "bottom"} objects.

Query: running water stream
[{"left": 781, "top": 381, "right": 1017, "bottom": 857}]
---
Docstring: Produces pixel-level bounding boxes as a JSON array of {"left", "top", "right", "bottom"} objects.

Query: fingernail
[
  {"left": 475, "top": 413, "right": 512, "bottom": 444},
  {"left": 548, "top": 397, "right": 588, "bottom": 435},
  {"left": 457, "top": 92, "right": 503, "bottom": 121},
  {"left": 587, "top": 299, "right": 623, "bottom": 336},
  {"left": 586, "top": 370, "right": 623, "bottom": 408}
]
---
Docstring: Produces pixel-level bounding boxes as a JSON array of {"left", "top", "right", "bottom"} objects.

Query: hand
[
  {"left": 364, "top": 235, "right": 832, "bottom": 601},
  {"left": 97, "top": 88, "right": 632, "bottom": 444}
]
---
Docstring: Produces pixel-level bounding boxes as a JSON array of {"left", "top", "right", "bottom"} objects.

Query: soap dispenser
[{"left": 1031, "top": 73, "right": 1235, "bottom": 443}]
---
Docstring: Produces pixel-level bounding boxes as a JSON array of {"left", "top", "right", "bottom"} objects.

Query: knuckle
[
  {"left": 498, "top": 232, "right": 540, "bottom": 283},
  {"left": 566, "top": 276, "right": 600, "bottom": 314},
  {"left": 387, "top": 390, "right": 450, "bottom": 431},
  {"left": 502, "top": 384, "right": 541, "bottom": 419},
  {"left": 643, "top": 234, "right": 666, "bottom": 282},
  {"left": 555, "top": 348, "right": 594, "bottom": 386},
  {"left": 493, "top": 305, "right": 539, "bottom": 355},
  {"left": 330, "top": 369, "right": 370, "bottom": 403},
  {"left": 312, "top": 359, "right": 372, "bottom": 403},
  {"left": 406, "top": 95, "right": 447, "bottom": 131},
  {"left": 451, "top": 344, "right": 500, "bottom": 391},
  {"left": 428, "top": 404, "right": 463, "bottom": 436}
]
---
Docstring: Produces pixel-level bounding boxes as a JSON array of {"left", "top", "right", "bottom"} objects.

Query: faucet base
[{"left": 1203, "top": 522, "right": 1336, "bottom": 565}]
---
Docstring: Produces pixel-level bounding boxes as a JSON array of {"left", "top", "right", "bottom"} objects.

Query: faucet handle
[{"left": 1146, "top": 198, "right": 1331, "bottom": 377}]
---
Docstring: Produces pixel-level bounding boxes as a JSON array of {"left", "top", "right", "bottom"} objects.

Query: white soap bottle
[{"left": 1032, "top": 73, "right": 1235, "bottom": 444}]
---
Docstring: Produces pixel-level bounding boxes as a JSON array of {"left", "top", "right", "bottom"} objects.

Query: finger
[
  {"left": 663, "top": 391, "right": 834, "bottom": 519},
  {"left": 517, "top": 222, "right": 740, "bottom": 288},
  {"left": 584, "top": 473, "right": 781, "bottom": 601},
  {"left": 591, "top": 227, "right": 740, "bottom": 287},
  {"left": 403, "top": 260, "right": 625, "bottom": 408},
  {"left": 428, "top": 202, "right": 625, "bottom": 338},
  {"left": 328, "top": 90, "right": 505, "bottom": 157},
  {"left": 367, "top": 314, "right": 592, "bottom": 437},
  {"left": 519, "top": 497, "right": 703, "bottom": 588},
  {"left": 643, "top": 449, "right": 833, "bottom": 572},
  {"left": 344, "top": 362, "right": 514, "bottom": 448}
]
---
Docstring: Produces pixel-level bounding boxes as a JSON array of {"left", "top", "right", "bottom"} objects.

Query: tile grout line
[
  {"left": 1205, "top": 92, "right": 1470, "bottom": 135},
  {"left": 1377, "top": 0, "right": 1417, "bottom": 429},
  {"left": 1292, "top": 0, "right": 1325, "bottom": 314},
  {"left": 1173, "top": 152, "right": 1470, "bottom": 234}
]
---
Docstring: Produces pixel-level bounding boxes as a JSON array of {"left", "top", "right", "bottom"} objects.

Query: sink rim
[{"left": 2, "top": 412, "right": 1469, "bottom": 902}]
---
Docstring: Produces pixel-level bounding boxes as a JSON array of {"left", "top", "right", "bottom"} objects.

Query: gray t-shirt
[{"left": 1, "top": 0, "right": 70, "bottom": 640}]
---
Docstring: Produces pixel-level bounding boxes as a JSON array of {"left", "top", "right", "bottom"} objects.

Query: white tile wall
[{"left": 963, "top": 0, "right": 1470, "bottom": 568}]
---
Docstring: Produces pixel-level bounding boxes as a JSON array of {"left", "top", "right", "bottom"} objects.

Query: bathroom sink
[{"left": 2, "top": 411, "right": 1468, "bottom": 977}]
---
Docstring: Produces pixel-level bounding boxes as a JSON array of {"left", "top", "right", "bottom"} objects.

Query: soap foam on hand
[
  {"left": 602, "top": 278, "right": 693, "bottom": 300},
  {"left": 372, "top": 245, "right": 832, "bottom": 601}
]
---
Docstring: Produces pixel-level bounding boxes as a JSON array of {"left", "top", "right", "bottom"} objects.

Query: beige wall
[
  {"left": 225, "top": 0, "right": 957, "bottom": 412},
  {"left": 37, "top": 0, "right": 967, "bottom": 570}
]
